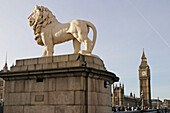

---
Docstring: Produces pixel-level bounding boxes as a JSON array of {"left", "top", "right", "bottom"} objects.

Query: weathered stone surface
[
  {"left": 5, "top": 93, "right": 30, "bottom": 105},
  {"left": 10, "top": 66, "right": 21, "bottom": 72},
  {"left": 15, "top": 80, "right": 25, "bottom": 92},
  {"left": 55, "top": 105, "right": 83, "bottom": 113},
  {"left": 24, "top": 58, "right": 38, "bottom": 65},
  {"left": 85, "top": 55, "right": 94, "bottom": 63},
  {"left": 95, "top": 79, "right": 110, "bottom": 93},
  {"left": 98, "top": 93, "right": 111, "bottom": 106},
  {"left": 88, "top": 78, "right": 96, "bottom": 92},
  {"left": 31, "top": 92, "right": 48, "bottom": 104},
  {"left": 28, "top": 65, "right": 35, "bottom": 71},
  {"left": 68, "top": 54, "right": 81, "bottom": 61},
  {"left": 43, "top": 63, "right": 53, "bottom": 70},
  {"left": 67, "top": 61, "right": 81, "bottom": 67},
  {"left": 20, "top": 65, "right": 28, "bottom": 71},
  {"left": 53, "top": 55, "right": 68, "bottom": 62},
  {"left": 4, "top": 106, "right": 24, "bottom": 113},
  {"left": 24, "top": 106, "right": 55, "bottom": 113},
  {"left": 25, "top": 79, "right": 48, "bottom": 92},
  {"left": 75, "top": 91, "right": 85, "bottom": 105},
  {"left": 58, "top": 62, "right": 67, "bottom": 68},
  {"left": 1, "top": 55, "right": 118, "bottom": 113},
  {"left": 38, "top": 56, "right": 53, "bottom": 64},
  {"left": 49, "top": 91, "right": 74, "bottom": 105},
  {"left": 56, "top": 77, "right": 85, "bottom": 91},
  {"left": 48, "top": 78, "right": 56, "bottom": 91},
  {"left": 88, "top": 92, "right": 98, "bottom": 105},
  {"left": 94, "top": 57, "right": 104, "bottom": 66},
  {"left": 35, "top": 64, "right": 43, "bottom": 70},
  {"left": 95, "top": 106, "right": 112, "bottom": 113},
  {"left": 16, "top": 60, "right": 24, "bottom": 66},
  {"left": 88, "top": 106, "right": 96, "bottom": 113},
  {"left": 5, "top": 81, "right": 15, "bottom": 93}
]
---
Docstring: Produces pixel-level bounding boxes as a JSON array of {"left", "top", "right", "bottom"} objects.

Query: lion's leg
[
  {"left": 42, "top": 46, "right": 47, "bottom": 57},
  {"left": 84, "top": 39, "right": 92, "bottom": 53},
  {"left": 46, "top": 45, "right": 54, "bottom": 56},
  {"left": 41, "top": 33, "right": 54, "bottom": 56},
  {"left": 73, "top": 39, "right": 81, "bottom": 54}
]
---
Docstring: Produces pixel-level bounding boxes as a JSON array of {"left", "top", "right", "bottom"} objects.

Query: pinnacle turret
[{"left": 1, "top": 53, "right": 9, "bottom": 72}]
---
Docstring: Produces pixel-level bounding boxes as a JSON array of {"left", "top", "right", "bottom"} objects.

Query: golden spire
[{"left": 141, "top": 48, "right": 147, "bottom": 62}]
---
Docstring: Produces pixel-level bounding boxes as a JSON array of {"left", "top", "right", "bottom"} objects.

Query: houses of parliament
[{"left": 112, "top": 49, "right": 152, "bottom": 108}]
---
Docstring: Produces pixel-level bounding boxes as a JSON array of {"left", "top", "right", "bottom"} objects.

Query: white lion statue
[{"left": 28, "top": 5, "right": 97, "bottom": 57}]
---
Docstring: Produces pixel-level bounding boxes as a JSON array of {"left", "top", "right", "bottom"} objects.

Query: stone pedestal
[{"left": 0, "top": 54, "right": 119, "bottom": 113}]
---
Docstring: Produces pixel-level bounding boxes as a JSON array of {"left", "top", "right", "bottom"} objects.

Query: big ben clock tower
[{"left": 139, "top": 49, "right": 152, "bottom": 108}]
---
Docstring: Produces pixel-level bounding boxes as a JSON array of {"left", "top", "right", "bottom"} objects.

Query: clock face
[{"left": 141, "top": 71, "right": 146, "bottom": 76}]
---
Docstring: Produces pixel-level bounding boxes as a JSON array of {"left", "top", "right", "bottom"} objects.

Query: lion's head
[{"left": 28, "top": 5, "right": 56, "bottom": 31}]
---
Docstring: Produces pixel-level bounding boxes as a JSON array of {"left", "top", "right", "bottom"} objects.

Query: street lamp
[{"left": 141, "top": 90, "right": 144, "bottom": 110}]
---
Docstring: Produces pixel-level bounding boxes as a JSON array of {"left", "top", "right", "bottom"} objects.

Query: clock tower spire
[{"left": 139, "top": 48, "right": 152, "bottom": 108}]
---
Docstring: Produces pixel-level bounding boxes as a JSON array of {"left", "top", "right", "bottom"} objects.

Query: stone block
[
  {"left": 53, "top": 55, "right": 68, "bottom": 62},
  {"left": 88, "top": 106, "right": 95, "bottom": 113},
  {"left": 75, "top": 91, "right": 85, "bottom": 105},
  {"left": 31, "top": 92, "right": 48, "bottom": 105},
  {"left": 10, "top": 66, "right": 21, "bottom": 72},
  {"left": 24, "top": 58, "right": 38, "bottom": 65},
  {"left": 25, "top": 80, "right": 33, "bottom": 92},
  {"left": 6, "top": 93, "right": 30, "bottom": 105},
  {"left": 55, "top": 105, "right": 83, "bottom": 113},
  {"left": 20, "top": 65, "right": 28, "bottom": 71},
  {"left": 98, "top": 93, "right": 110, "bottom": 106},
  {"left": 25, "top": 79, "right": 47, "bottom": 92},
  {"left": 28, "top": 65, "right": 35, "bottom": 71},
  {"left": 56, "top": 77, "right": 68, "bottom": 90},
  {"left": 56, "top": 77, "right": 85, "bottom": 91},
  {"left": 47, "top": 78, "right": 56, "bottom": 91},
  {"left": 35, "top": 64, "right": 43, "bottom": 70},
  {"left": 95, "top": 79, "right": 109, "bottom": 93},
  {"left": 85, "top": 55, "right": 94, "bottom": 63},
  {"left": 95, "top": 106, "right": 111, "bottom": 113},
  {"left": 88, "top": 78, "right": 96, "bottom": 92},
  {"left": 94, "top": 57, "right": 104, "bottom": 66},
  {"left": 32, "top": 79, "right": 46, "bottom": 92},
  {"left": 38, "top": 56, "right": 53, "bottom": 64},
  {"left": 15, "top": 80, "right": 25, "bottom": 92},
  {"left": 16, "top": 60, "right": 24, "bottom": 66},
  {"left": 99, "top": 65, "right": 106, "bottom": 71},
  {"left": 43, "top": 63, "right": 53, "bottom": 70},
  {"left": 67, "top": 61, "right": 81, "bottom": 67},
  {"left": 49, "top": 91, "right": 74, "bottom": 105},
  {"left": 88, "top": 92, "right": 98, "bottom": 105},
  {"left": 58, "top": 62, "right": 67, "bottom": 68},
  {"left": 24, "top": 106, "right": 55, "bottom": 113},
  {"left": 4, "top": 106, "right": 24, "bottom": 113},
  {"left": 51, "top": 63, "right": 58, "bottom": 69},
  {"left": 68, "top": 54, "right": 82, "bottom": 61},
  {"left": 87, "top": 63, "right": 99, "bottom": 70},
  {"left": 5, "top": 81, "right": 15, "bottom": 93}
]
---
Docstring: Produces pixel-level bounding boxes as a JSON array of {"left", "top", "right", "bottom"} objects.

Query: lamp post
[
  {"left": 157, "top": 97, "right": 160, "bottom": 110},
  {"left": 141, "top": 90, "right": 144, "bottom": 110}
]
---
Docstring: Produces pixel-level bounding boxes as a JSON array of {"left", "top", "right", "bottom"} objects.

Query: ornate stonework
[
  {"left": 138, "top": 49, "right": 152, "bottom": 108},
  {"left": 28, "top": 6, "right": 97, "bottom": 56}
]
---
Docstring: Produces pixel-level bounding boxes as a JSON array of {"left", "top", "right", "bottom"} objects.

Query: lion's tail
[{"left": 86, "top": 21, "right": 97, "bottom": 52}]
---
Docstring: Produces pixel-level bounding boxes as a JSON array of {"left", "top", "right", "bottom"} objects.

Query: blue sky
[{"left": 0, "top": 0, "right": 170, "bottom": 100}]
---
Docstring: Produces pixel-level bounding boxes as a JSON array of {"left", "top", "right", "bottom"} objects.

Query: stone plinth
[{"left": 0, "top": 54, "right": 119, "bottom": 113}]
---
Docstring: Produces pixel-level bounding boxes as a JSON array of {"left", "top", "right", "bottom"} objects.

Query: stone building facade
[
  {"left": 112, "top": 83, "right": 138, "bottom": 107},
  {"left": 163, "top": 99, "right": 170, "bottom": 109},
  {"left": 138, "top": 49, "right": 152, "bottom": 108},
  {"left": 0, "top": 78, "right": 5, "bottom": 103}
]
